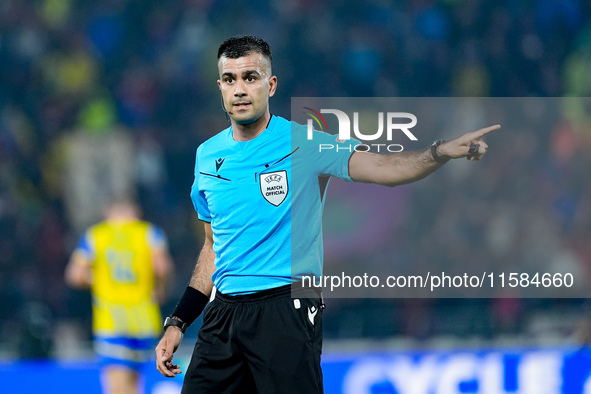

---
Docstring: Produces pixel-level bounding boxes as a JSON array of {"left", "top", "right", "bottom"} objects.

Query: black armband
[{"left": 170, "top": 286, "right": 209, "bottom": 327}]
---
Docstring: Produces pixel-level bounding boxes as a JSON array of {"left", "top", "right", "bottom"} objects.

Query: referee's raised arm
[{"left": 348, "top": 124, "right": 501, "bottom": 186}]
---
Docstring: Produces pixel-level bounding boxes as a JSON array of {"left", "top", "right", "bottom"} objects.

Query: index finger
[{"left": 471, "top": 124, "right": 501, "bottom": 139}]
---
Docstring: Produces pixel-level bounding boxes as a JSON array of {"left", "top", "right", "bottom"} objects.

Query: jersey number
[{"left": 106, "top": 249, "right": 137, "bottom": 283}]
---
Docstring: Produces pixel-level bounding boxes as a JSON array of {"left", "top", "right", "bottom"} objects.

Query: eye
[
  {"left": 246, "top": 76, "right": 256, "bottom": 82},
  {"left": 225, "top": 77, "right": 234, "bottom": 84}
]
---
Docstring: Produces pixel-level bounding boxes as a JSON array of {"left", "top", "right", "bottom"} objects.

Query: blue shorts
[{"left": 94, "top": 336, "right": 157, "bottom": 371}]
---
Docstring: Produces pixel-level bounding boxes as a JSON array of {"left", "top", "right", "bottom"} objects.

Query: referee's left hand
[
  {"left": 437, "top": 125, "right": 500, "bottom": 161},
  {"left": 156, "top": 326, "right": 183, "bottom": 377}
]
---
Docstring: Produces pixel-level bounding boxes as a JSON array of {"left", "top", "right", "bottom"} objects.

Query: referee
[{"left": 155, "top": 35, "right": 499, "bottom": 393}]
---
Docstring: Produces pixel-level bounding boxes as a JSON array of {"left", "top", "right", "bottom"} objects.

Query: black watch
[
  {"left": 164, "top": 316, "right": 188, "bottom": 334},
  {"left": 431, "top": 139, "right": 449, "bottom": 163}
]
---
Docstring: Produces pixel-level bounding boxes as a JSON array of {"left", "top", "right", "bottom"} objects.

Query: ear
[
  {"left": 217, "top": 79, "right": 222, "bottom": 90},
  {"left": 268, "top": 75, "right": 277, "bottom": 98}
]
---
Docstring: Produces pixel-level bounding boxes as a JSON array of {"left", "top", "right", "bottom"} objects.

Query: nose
[{"left": 233, "top": 79, "right": 247, "bottom": 97}]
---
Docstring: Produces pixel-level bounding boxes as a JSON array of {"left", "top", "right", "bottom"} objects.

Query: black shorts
[{"left": 181, "top": 284, "right": 324, "bottom": 394}]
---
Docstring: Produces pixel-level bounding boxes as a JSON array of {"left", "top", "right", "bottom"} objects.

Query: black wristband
[
  {"left": 171, "top": 286, "right": 209, "bottom": 327},
  {"left": 430, "top": 139, "right": 450, "bottom": 164}
]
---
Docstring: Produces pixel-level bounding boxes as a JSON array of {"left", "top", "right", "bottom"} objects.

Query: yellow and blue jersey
[{"left": 74, "top": 219, "right": 166, "bottom": 339}]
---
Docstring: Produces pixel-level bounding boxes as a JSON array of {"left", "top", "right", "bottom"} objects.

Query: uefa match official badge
[{"left": 260, "top": 170, "right": 288, "bottom": 206}]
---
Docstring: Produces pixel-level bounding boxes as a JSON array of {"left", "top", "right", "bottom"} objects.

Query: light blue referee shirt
[{"left": 191, "top": 115, "right": 357, "bottom": 295}]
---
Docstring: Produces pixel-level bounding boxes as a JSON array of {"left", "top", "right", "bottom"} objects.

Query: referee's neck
[{"left": 232, "top": 113, "right": 271, "bottom": 142}]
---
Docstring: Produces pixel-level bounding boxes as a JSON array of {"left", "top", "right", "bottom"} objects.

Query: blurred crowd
[{"left": 1, "top": 0, "right": 591, "bottom": 358}]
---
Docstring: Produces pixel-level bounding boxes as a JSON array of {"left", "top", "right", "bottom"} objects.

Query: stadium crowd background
[{"left": 1, "top": 0, "right": 591, "bottom": 359}]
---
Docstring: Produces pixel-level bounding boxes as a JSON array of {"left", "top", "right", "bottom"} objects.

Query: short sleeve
[
  {"left": 73, "top": 231, "right": 95, "bottom": 263},
  {"left": 147, "top": 224, "right": 168, "bottom": 251},
  {"left": 190, "top": 147, "right": 212, "bottom": 222},
  {"left": 298, "top": 126, "right": 360, "bottom": 182}
]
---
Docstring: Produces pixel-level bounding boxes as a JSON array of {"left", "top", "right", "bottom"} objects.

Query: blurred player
[
  {"left": 155, "top": 35, "right": 499, "bottom": 393},
  {"left": 66, "top": 197, "right": 173, "bottom": 394}
]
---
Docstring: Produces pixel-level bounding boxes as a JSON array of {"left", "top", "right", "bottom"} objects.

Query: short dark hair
[{"left": 217, "top": 35, "right": 272, "bottom": 66}]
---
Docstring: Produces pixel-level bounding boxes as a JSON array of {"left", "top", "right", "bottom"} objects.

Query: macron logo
[
  {"left": 308, "top": 306, "right": 318, "bottom": 325},
  {"left": 215, "top": 158, "right": 225, "bottom": 172}
]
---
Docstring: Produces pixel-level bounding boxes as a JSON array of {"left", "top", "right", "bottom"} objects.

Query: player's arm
[
  {"left": 152, "top": 248, "right": 173, "bottom": 303},
  {"left": 155, "top": 221, "right": 215, "bottom": 378},
  {"left": 64, "top": 251, "right": 92, "bottom": 289},
  {"left": 349, "top": 125, "right": 500, "bottom": 186},
  {"left": 65, "top": 232, "right": 95, "bottom": 288},
  {"left": 149, "top": 227, "right": 174, "bottom": 304}
]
